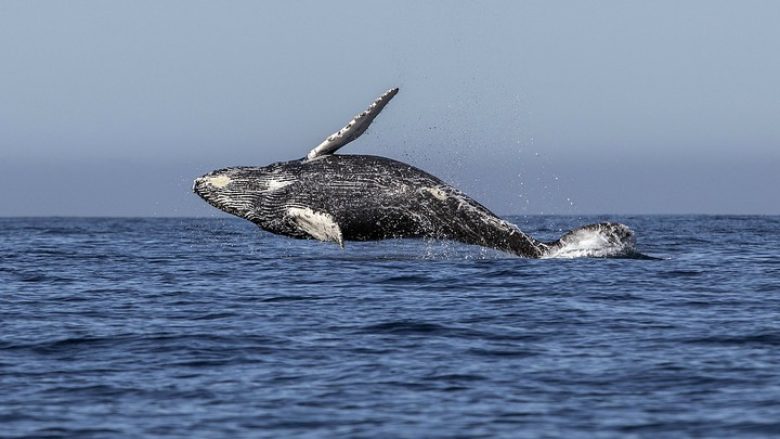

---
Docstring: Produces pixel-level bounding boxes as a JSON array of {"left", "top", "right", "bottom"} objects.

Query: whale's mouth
[
  {"left": 192, "top": 177, "right": 204, "bottom": 194},
  {"left": 192, "top": 174, "right": 244, "bottom": 218},
  {"left": 542, "top": 222, "right": 638, "bottom": 259},
  {"left": 192, "top": 176, "right": 214, "bottom": 203}
]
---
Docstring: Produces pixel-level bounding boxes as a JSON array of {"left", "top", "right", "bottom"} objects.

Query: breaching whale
[{"left": 194, "top": 88, "right": 636, "bottom": 258}]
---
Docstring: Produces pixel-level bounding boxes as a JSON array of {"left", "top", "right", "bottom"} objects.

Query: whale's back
[{"left": 278, "top": 155, "right": 502, "bottom": 241}]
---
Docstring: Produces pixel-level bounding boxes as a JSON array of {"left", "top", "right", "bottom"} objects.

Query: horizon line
[{"left": 1, "top": 213, "right": 778, "bottom": 219}]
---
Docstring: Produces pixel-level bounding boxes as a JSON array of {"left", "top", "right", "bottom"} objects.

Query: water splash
[{"left": 542, "top": 222, "right": 638, "bottom": 259}]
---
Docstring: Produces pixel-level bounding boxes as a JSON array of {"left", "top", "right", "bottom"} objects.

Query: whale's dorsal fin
[
  {"left": 306, "top": 87, "right": 399, "bottom": 161},
  {"left": 285, "top": 206, "right": 344, "bottom": 247}
]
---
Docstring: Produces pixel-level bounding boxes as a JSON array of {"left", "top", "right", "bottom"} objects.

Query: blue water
[{"left": 2, "top": 216, "right": 779, "bottom": 438}]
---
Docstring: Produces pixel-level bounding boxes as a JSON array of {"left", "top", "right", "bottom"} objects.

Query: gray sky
[{"left": 2, "top": 0, "right": 778, "bottom": 216}]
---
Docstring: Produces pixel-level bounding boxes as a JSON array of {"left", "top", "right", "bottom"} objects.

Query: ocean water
[{"left": 1, "top": 215, "right": 779, "bottom": 438}]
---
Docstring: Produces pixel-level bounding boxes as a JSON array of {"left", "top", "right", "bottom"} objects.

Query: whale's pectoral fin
[
  {"left": 306, "top": 88, "right": 399, "bottom": 161},
  {"left": 285, "top": 206, "right": 344, "bottom": 247}
]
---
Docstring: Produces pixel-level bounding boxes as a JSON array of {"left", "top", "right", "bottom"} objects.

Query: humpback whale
[{"left": 194, "top": 88, "right": 636, "bottom": 258}]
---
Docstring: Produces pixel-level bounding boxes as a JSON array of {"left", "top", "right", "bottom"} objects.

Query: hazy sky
[{"left": 1, "top": 1, "right": 778, "bottom": 216}]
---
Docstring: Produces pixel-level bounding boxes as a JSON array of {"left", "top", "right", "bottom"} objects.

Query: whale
[{"left": 194, "top": 88, "right": 637, "bottom": 258}]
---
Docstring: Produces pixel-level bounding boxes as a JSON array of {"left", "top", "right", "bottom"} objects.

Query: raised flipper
[
  {"left": 285, "top": 206, "right": 344, "bottom": 247},
  {"left": 306, "top": 88, "right": 399, "bottom": 161}
]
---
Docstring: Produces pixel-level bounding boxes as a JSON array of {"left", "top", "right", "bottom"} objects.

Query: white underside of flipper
[{"left": 285, "top": 207, "right": 344, "bottom": 247}]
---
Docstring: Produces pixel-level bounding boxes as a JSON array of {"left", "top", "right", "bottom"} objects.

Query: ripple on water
[{"left": 1, "top": 216, "right": 780, "bottom": 437}]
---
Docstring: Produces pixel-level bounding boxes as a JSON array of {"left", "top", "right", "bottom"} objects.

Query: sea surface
[{"left": 1, "top": 215, "right": 779, "bottom": 438}]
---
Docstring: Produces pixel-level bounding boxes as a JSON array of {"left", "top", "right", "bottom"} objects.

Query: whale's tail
[{"left": 540, "top": 222, "right": 637, "bottom": 259}]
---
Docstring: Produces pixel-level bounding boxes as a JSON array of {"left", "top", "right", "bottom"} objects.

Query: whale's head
[{"left": 193, "top": 165, "right": 296, "bottom": 220}]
